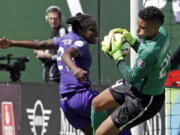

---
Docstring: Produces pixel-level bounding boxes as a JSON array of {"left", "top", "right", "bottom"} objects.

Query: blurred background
[
  {"left": 0, "top": 0, "right": 179, "bottom": 84},
  {"left": 0, "top": 0, "right": 180, "bottom": 135}
]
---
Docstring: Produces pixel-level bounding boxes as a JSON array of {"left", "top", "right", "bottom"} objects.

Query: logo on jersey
[
  {"left": 138, "top": 59, "right": 145, "bottom": 68},
  {"left": 74, "top": 40, "right": 84, "bottom": 47},
  {"left": 26, "top": 100, "right": 52, "bottom": 135}
]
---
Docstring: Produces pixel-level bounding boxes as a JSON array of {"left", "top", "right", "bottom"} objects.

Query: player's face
[
  {"left": 80, "top": 21, "right": 98, "bottom": 44},
  {"left": 47, "top": 11, "right": 61, "bottom": 29},
  {"left": 136, "top": 17, "right": 159, "bottom": 40}
]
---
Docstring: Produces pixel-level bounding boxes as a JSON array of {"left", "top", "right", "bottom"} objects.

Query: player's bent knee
[
  {"left": 92, "top": 97, "right": 104, "bottom": 112},
  {"left": 92, "top": 89, "right": 112, "bottom": 112}
]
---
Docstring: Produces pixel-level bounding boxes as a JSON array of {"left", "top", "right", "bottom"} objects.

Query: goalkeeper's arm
[{"left": 131, "top": 40, "right": 140, "bottom": 52}]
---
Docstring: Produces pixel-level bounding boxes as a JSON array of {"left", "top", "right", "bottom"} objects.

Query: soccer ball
[
  {"left": 114, "top": 33, "right": 123, "bottom": 41},
  {"left": 114, "top": 33, "right": 130, "bottom": 56}
]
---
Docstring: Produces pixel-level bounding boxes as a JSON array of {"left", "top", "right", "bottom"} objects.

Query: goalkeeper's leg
[{"left": 91, "top": 109, "right": 132, "bottom": 135}]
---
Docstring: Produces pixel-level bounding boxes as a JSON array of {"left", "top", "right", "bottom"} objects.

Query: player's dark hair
[
  {"left": 66, "top": 13, "right": 95, "bottom": 33},
  {"left": 139, "top": 6, "right": 164, "bottom": 25}
]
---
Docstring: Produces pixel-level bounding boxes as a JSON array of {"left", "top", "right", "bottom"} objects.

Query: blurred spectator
[
  {"left": 170, "top": 46, "right": 180, "bottom": 70},
  {"left": 34, "top": 5, "right": 67, "bottom": 83}
]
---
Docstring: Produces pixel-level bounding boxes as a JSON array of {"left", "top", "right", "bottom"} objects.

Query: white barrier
[
  {"left": 144, "top": 113, "right": 162, "bottom": 135},
  {"left": 60, "top": 108, "right": 84, "bottom": 135}
]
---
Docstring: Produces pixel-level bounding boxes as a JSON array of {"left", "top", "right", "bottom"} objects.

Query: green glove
[
  {"left": 111, "top": 49, "right": 124, "bottom": 60},
  {"left": 101, "top": 28, "right": 125, "bottom": 60},
  {"left": 122, "top": 29, "right": 136, "bottom": 46},
  {"left": 101, "top": 28, "right": 125, "bottom": 52},
  {"left": 107, "top": 28, "right": 136, "bottom": 45},
  {"left": 101, "top": 35, "right": 111, "bottom": 52}
]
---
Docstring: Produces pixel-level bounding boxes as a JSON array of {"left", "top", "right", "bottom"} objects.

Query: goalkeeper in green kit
[{"left": 91, "top": 6, "right": 171, "bottom": 135}]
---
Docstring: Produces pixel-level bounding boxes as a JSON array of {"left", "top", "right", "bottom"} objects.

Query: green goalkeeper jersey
[{"left": 117, "top": 26, "right": 171, "bottom": 95}]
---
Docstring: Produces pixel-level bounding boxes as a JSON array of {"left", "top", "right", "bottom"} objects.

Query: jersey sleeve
[
  {"left": 52, "top": 37, "right": 61, "bottom": 50},
  {"left": 132, "top": 40, "right": 140, "bottom": 52},
  {"left": 116, "top": 46, "right": 157, "bottom": 84}
]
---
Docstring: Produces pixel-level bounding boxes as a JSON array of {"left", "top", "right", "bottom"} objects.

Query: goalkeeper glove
[
  {"left": 101, "top": 28, "right": 125, "bottom": 60},
  {"left": 104, "top": 28, "right": 136, "bottom": 46},
  {"left": 122, "top": 29, "right": 136, "bottom": 46},
  {"left": 110, "top": 50, "right": 124, "bottom": 60}
]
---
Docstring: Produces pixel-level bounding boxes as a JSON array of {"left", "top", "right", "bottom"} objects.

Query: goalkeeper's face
[
  {"left": 136, "top": 17, "right": 160, "bottom": 40},
  {"left": 80, "top": 21, "right": 98, "bottom": 44}
]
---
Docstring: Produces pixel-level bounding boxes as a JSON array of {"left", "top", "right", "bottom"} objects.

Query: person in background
[
  {"left": 34, "top": 5, "right": 67, "bottom": 83},
  {"left": 170, "top": 46, "right": 180, "bottom": 70},
  {"left": 91, "top": 6, "right": 171, "bottom": 135},
  {"left": 165, "top": 46, "right": 180, "bottom": 87}
]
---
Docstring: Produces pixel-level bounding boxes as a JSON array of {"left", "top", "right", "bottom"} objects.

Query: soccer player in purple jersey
[
  {"left": 0, "top": 13, "right": 131, "bottom": 135},
  {"left": 55, "top": 13, "right": 100, "bottom": 134}
]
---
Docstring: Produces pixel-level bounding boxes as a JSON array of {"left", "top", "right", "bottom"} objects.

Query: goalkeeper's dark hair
[
  {"left": 66, "top": 13, "right": 95, "bottom": 33},
  {"left": 139, "top": 6, "right": 164, "bottom": 25}
]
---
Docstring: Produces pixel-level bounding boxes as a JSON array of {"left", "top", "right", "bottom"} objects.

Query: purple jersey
[{"left": 53, "top": 32, "right": 92, "bottom": 95}]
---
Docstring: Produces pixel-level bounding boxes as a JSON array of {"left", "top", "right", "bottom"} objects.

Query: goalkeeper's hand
[
  {"left": 101, "top": 28, "right": 125, "bottom": 60},
  {"left": 121, "top": 29, "right": 136, "bottom": 46},
  {"left": 103, "top": 28, "right": 136, "bottom": 46}
]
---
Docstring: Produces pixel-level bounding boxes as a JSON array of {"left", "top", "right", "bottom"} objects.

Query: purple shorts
[{"left": 60, "top": 89, "right": 99, "bottom": 129}]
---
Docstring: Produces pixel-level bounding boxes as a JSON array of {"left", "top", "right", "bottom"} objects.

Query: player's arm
[
  {"left": 62, "top": 47, "right": 87, "bottom": 83},
  {"left": 131, "top": 40, "right": 140, "bottom": 52},
  {"left": 0, "top": 38, "right": 55, "bottom": 49},
  {"left": 116, "top": 48, "right": 156, "bottom": 84}
]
